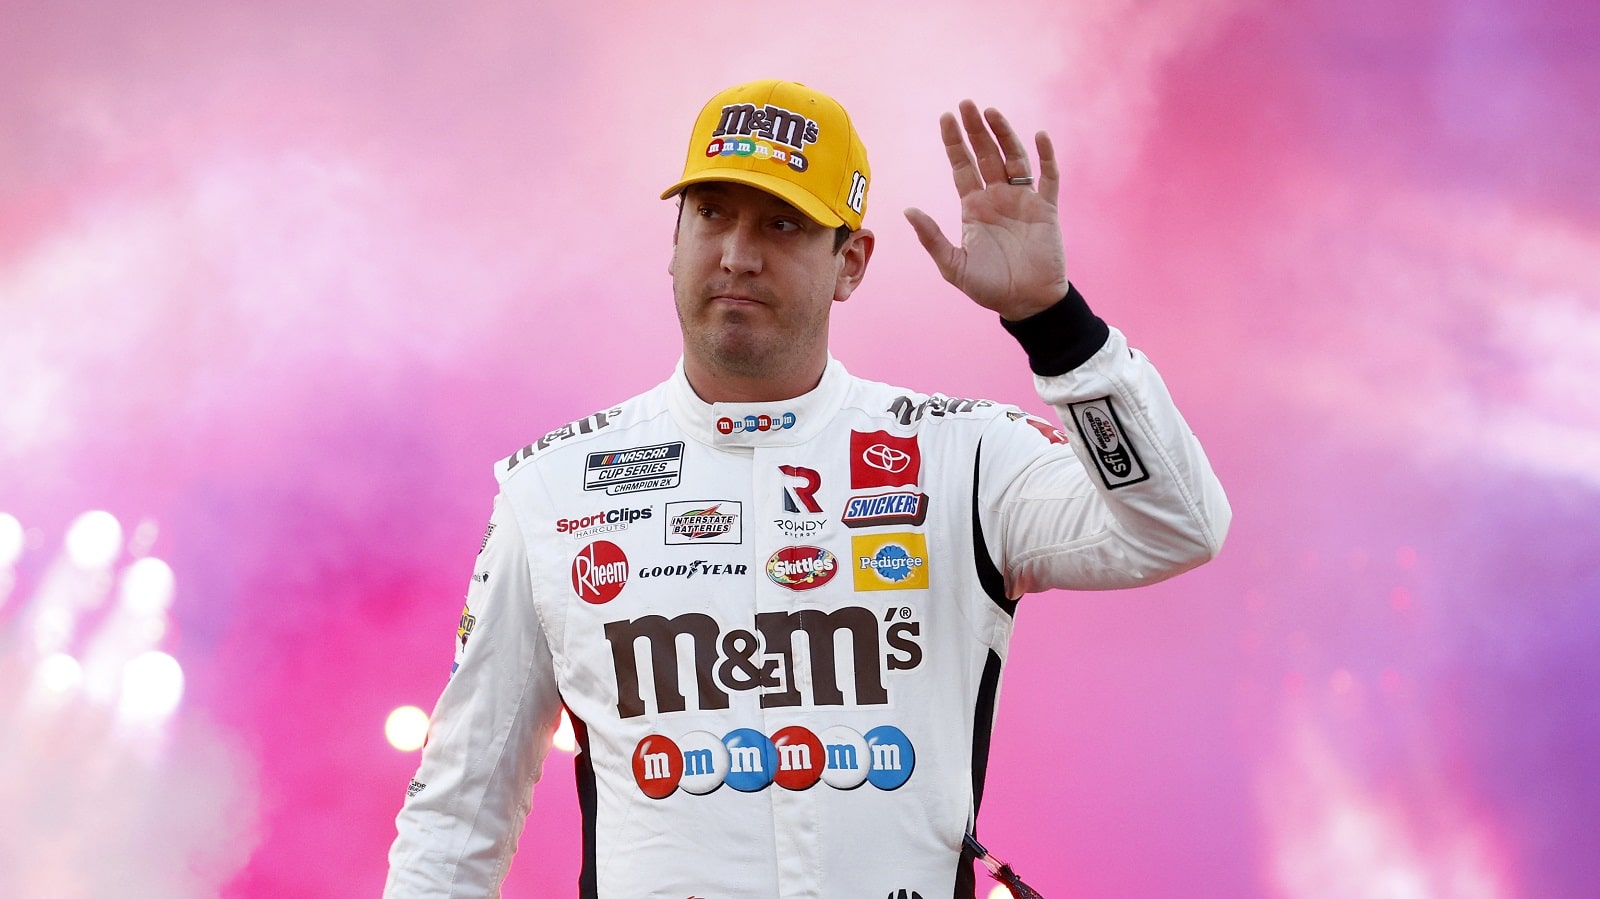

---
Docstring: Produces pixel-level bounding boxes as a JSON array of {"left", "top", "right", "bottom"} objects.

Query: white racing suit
[{"left": 385, "top": 287, "right": 1231, "bottom": 898}]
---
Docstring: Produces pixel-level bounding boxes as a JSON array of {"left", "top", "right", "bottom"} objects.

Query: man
[{"left": 385, "top": 79, "right": 1230, "bottom": 898}]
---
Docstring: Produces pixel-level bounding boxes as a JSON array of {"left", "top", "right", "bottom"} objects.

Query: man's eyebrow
[{"left": 687, "top": 184, "right": 808, "bottom": 221}]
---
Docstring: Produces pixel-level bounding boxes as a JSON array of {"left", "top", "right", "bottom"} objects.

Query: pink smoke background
[{"left": 3, "top": 0, "right": 1596, "bottom": 896}]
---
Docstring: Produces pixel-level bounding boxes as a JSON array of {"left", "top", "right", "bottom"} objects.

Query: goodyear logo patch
[{"left": 851, "top": 532, "right": 930, "bottom": 592}]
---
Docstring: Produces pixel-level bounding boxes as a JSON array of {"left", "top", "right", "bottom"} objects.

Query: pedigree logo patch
[{"left": 851, "top": 533, "right": 930, "bottom": 592}]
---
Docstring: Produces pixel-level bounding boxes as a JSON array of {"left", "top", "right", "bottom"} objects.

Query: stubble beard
[{"left": 676, "top": 291, "right": 826, "bottom": 381}]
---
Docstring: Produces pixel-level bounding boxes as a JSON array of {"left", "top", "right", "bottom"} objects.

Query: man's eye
[
  {"left": 697, "top": 206, "right": 721, "bottom": 218},
  {"left": 773, "top": 219, "right": 801, "bottom": 232}
]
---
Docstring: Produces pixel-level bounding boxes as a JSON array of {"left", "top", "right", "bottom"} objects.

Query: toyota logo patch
[
  {"left": 849, "top": 430, "right": 920, "bottom": 489},
  {"left": 863, "top": 443, "right": 911, "bottom": 473}
]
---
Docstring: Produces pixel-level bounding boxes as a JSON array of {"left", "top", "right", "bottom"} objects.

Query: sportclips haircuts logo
[
  {"left": 631, "top": 723, "right": 914, "bottom": 799},
  {"left": 556, "top": 506, "right": 652, "bottom": 538},
  {"left": 602, "top": 606, "right": 924, "bottom": 719}
]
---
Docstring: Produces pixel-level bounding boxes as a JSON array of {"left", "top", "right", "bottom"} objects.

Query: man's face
[{"left": 670, "top": 182, "right": 865, "bottom": 384}]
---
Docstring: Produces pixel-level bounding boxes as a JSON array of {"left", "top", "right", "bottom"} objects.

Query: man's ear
[
  {"left": 833, "top": 229, "right": 875, "bottom": 303},
  {"left": 668, "top": 200, "right": 681, "bottom": 276}
]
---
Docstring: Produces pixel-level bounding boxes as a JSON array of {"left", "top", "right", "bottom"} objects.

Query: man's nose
[{"left": 720, "top": 221, "right": 763, "bottom": 275}]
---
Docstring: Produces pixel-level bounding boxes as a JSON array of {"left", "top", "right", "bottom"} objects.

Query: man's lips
[{"left": 709, "top": 291, "right": 765, "bottom": 307}]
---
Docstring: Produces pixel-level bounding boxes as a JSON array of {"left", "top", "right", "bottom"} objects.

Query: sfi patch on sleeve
[{"left": 1068, "top": 397, "right": 1149, "bottom": 489}]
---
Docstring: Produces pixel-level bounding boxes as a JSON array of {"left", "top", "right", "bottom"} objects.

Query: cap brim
[{"left": 659, "top": 168, "right": 846, "bottom": 230}]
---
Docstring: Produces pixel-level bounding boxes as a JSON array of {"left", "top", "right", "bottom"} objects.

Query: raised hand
[{"left": 904, "top": 100, "right": 1070, "bottom": 321}]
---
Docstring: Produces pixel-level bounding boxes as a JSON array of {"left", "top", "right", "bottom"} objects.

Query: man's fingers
[
  {"left": 939, "top": 111, "right": 983, "bottom": 197},
  {"left": 903, "top": 207, "right": 959, "bottom": 283},
  {"left": 984, "top": 107, "right": 1033, "bottom": 183},
  {"left": 959, "top": 100, "right": 1008, "bottom": 187},
  {"left": 1036, "top": 130, "right": 1060, "bottom": 206}
]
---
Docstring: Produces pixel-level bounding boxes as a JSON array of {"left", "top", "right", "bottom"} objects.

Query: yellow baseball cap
[{"left": 660, "top": 79, "right": 871, "bottom": 231}]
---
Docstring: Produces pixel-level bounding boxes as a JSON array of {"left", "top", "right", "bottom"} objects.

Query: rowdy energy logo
[
  {"left": 572, "top": 540, "right": 628, "bottom": 603},
  {"left": 766, "top": 546, "right": 837, "bottom": 590},
  {"left": 709, "top": 103, "right": 820, "bottom": 173},
  {"left": 631, "top": 723, "right": 915, "bottom": 798},
  {"left": 779, "top": 465, "right": 823, "bottom": 513},
  {"left": 852, "top": 533, "right": 930, "bottom": 591},
  {"left": 850, "top": 431, "right": 920, "bottom": 489},
  {"left": 665, "top": 501, "right": 742, "bottom": 544},
  {"left": 1069, "top": 397, "right": 1149, "bottom": 489}
]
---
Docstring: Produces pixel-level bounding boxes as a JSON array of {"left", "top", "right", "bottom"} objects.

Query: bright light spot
[
  {"left": 119, "top": 557, "right": 175, "bottom": 614},
  {"left": 387, "top": 705, "right": 430, "bottom": 752},
  {"left": 65, "top": 510, "right": 123, "bottom": 568},
  {"left": 37, "top": 653, "right": 84, "bottom": 695},
  {"left": 129, "top": 517, "right": 160, "bottom": 557},
  {"left": 118, "top": 650, "right": 185, "bottom": 720},
  {"left": 986, "top": 886, "right": 1011, "bottom": 899},
  {"left": 0, "top": 513, "right": 23, "bottom": 566},
  {"left": 552, "top": 709, "right": 576, "bottom": 752},
  {"left": 1260, "top": 714, "right": 1511, "bottom": 899},
  {"left": 33, "top": 606, "right": 75, "bottom": 654}
]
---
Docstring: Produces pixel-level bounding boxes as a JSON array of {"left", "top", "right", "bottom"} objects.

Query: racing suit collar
[{"left": 668, "top": 356, "right": 852, "bottom": 448}]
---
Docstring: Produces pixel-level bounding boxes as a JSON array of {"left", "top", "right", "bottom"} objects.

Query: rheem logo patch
[{"left": 571, "top": 540, "right": 628, "bottom": 603}]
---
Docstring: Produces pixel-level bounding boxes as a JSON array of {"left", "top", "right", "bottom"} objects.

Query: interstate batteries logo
[
  {"left": 766, "top": 546, "right": 837, "bottom": 591},
  {"left": 584, "top": 442, "right": 684, "bottom": 495},
  {"left": 631, "top": 724, "right": 914, "bottom": 798},
  {"left": 665, "top": 501, "right": 742, "bottom": 544},
  {"left": 852, "top": 533, "right": 930, "bottom": 591},
  {"left": 571, "top": 540, "right": 628, "bottom": 604}
]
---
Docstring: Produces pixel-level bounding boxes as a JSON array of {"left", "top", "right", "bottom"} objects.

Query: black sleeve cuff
[{"left": 998, "top": 282, "right": 1110, "bottom": 376}]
